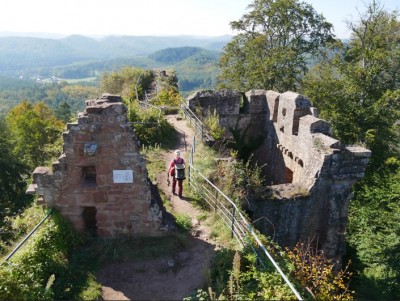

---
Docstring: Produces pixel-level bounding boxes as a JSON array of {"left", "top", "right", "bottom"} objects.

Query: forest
[
  {"left": 0, "top": 34, "right": 226, "bottom": 95},
  {"left": 0, "top": 0, "right": 399, "bottom": 299}
]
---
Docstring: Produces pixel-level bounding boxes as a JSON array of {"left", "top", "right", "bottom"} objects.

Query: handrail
[
  {"left": 180, "top": 101, "right": 204, "bottom": 140},
  {"left": 2, "top": 209, "right": 52, "bottom": 263},
  {"left": 129, "top": 100, "right": 163, "bottom": 129},
  {"left": 182, "top": 105, "right": 303, "bottom": 300},
  {"left": 181, "top": 103, "right": 203, "bottom": 127},
  {"left": 188, "top": 163, "right": 303, "bottom": 300}
]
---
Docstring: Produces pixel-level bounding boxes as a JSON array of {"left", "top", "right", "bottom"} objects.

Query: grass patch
[
  {"left": 174, "top": 213, "right": 193, "bottom": 232},
  {"left": 141, "top": 143, "right": 166, "bottom": 182},
  {"left": 206, "top": 214, "right": 241, "bottom": 250},
  {"left": 192, "top": 143, "right": 220, "bottom": 179},
  {"left": 158, "top": 189, "right": 173, "bottom": 212}
]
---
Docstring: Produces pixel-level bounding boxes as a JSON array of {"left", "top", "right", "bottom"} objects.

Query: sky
[{"left": 0, "top": 0, "right": 399, "bottom": 39}]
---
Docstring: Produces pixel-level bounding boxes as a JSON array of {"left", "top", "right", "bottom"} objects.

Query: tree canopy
[
  {"left": 301, "top": 1, "right": 400, "bottom": 298},
  {"left": 0, "top": 119, "right": 32, "bottom": 245},
  {"left": 6, "top": 101, "right": 64, "bottom": 169},
  {"left": 100, "top": 67, "right": 154, "bottom": 101},
  {"left": 218, "top": 0, "right": 335, "bottom": 92},
  {"left": 302, "top": 0, "right": 400, "bottom": 167}
]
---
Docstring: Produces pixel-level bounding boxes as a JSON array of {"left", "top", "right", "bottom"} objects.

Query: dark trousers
[{"left": 172, "top": 178, "right": 183, "bottom": 196}]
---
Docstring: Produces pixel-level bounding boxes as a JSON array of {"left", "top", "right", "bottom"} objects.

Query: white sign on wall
[{"left": 113, "top": 170, "right": 133, "bottom": 183}]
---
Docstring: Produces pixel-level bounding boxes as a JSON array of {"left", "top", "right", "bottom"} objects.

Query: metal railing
[
  {"left": 130, "top": 100, "right": 162, "bottom": 127},
  {"left": 2, "top": 209, "right": 52, "bottom": 264},
  {"left": 187, "top": 163, "right": 302, "bottom": 300},
  {"left": 183, "top": 109, "right": 303, "bottom": 300},
  {"left": 180, "top": 101, "right": 204, "bottom": 140}
]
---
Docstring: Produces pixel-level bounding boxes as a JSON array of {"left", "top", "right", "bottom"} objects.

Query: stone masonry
[
  {"left": 27, "top": 94, "right": 168, "bottom": 237},
  {"left": 187, "top": 89, "right": 371, "bottom": 260}
]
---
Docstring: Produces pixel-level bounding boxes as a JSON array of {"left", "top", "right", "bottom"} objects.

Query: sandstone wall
[
  {"left": 27, "top": 94, "right": 167, "bottom": 237},
  {"left": 186, "top": 89, "right": 371, "bottom": 259}
]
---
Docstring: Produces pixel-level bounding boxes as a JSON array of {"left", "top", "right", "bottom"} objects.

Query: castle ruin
[
  {"left": 187, "top": 89, "right": 371, "bottom": 259},
  {"left": 27, "top": 94, "right": 169, "bottom": 237}
]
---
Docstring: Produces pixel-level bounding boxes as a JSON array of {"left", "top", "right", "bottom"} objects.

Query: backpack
[{"left": 173, "top": 158, "right": 185, "bottom": 180}]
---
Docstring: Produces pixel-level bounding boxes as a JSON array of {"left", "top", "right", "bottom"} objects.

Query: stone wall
[
  {"left": 27, "top": 94, "right": 169, "bottom": 237},
  {"left": 186, "top": 89, "right": 371, "bottom": 259},
  {"left": 187, "top": 89, "right": 268, "bottom": 143}
]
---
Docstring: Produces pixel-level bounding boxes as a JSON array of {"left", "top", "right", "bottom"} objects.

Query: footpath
[{"left": 97, "top": 114, "right": 217, "bottom": 300}]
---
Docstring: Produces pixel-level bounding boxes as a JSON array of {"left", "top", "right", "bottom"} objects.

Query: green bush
[
  {"left": 187, "top": 249, "right": 295, "bottom": 300},
  {"left": 126, "top": 101, "right": 177, "bottom": 147},
  {"left": 0, "top": 205, "right": 44, "bottom": 256},
  {"left": 0, "top": 211, "right": 101, "bottom": 301},
  {"left": 204, "top": 110, "right": 224, "bottom": 140}
]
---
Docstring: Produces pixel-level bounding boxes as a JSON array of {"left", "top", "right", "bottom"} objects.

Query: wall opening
[
  {"left": 292, "top": 108, "right": 310, "bottom": 135},
  {"left": 284, "top": 167, "right": 293, "bottom": 183},
  {"left": 82, "top": 166, "right": 97, "bottom": 188},
  {"left": 292, "top": 109, "right": 301, "bottom": 135},
  {"left": 82, "top": 206, "right": 97, "bottom": 236},
  {"left": 272, "top": 98, "right": 279, "bottom": 122}
]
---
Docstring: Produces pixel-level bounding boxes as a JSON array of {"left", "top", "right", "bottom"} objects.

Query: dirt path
[{"left": 97, "top": 114, "right": 217, "bottom": 300}]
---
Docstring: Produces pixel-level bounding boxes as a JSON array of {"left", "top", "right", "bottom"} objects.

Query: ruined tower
[{"left": 27, "top": 94, "right": 166, "bottom": 237}]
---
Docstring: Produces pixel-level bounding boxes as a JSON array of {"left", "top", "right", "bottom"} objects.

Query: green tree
[
  {"left": 100, "top": 67, "right": 153, "bottom": 101},
  {"left": 6, "top": 101, "right": 64, "bottom": 169},
  {"left": 0, "top": 119, "right": 32, "bottom": 244},
  {"left": 347, "top": 159, "right": 400, "bottom": 299},
  {"left": 152, "top": 86, "right": 181, "bottom": 107},
  {"left": 55, "top": 101, "right": 72, "bottom": 123},
  {"left": 303, "top": 1, "right": 400, "bottom": 166},
  {"left": 218, "top": 0, "right": 334, "bottom": 92},
  {"left": 302, "top": 2, "right": 400, "bottom": 299}
]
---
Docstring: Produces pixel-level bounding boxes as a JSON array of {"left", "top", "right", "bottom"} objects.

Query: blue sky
[{"left": 0, "top": 0, "right": 398, "bottom": 38}]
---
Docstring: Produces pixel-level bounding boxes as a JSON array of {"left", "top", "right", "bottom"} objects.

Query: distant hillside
[
  {"left": 0, "top": 34, "right": 230, "bottom": 76},
  {"left": 149, "top": 47, "right": 219, "bottom": 64},
  {"left": 166, "top": 49, "right": 220, "bottom": 92}
]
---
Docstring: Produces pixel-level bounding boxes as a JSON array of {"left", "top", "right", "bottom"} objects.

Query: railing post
[
  {"left": 214, "top": 190, "right": 218, "bottom": 213},
  {"left": 231, "top": 207, "right": 236, "bottom": 239},
  {"left": 188, "top": 164, "right": 191, "bottom": 186}
]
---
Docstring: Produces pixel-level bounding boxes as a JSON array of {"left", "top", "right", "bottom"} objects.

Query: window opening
[{"left": 82, "top": 166, "right": 97, "bottom": 187}]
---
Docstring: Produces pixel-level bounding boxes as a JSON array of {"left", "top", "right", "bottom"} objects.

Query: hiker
[{"left": 168, "top": 149, "right": 185, "bottom": 198}]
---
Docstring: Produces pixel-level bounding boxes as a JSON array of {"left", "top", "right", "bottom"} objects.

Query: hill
[
  {"left": 149, "top": 47, "right": 218, "bottom": 64},
  {"left": 0, "top": 34, "right": 230, "bottom": 76}
]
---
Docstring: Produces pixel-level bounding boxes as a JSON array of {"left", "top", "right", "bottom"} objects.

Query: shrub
[
  {"left": 287, "top": 242, "right": 354, "bottom": 300},
  {"left": 204, "top": 110, "right": 224, "bottom": 140},
  {"left": 126, "top": 100, "right": 177, "bottom": 147},
  {"left": 0, "top": 211, "right": 101, "bottom": 301}
]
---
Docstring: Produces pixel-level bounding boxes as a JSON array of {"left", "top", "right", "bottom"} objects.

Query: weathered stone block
[{"left": 94, "top": 191, "right": 108, "bottom": 203}]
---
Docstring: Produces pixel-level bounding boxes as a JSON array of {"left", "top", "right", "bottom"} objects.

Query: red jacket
[{"left": 169, "top": 157, "right": 184, "bottom": 176}]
